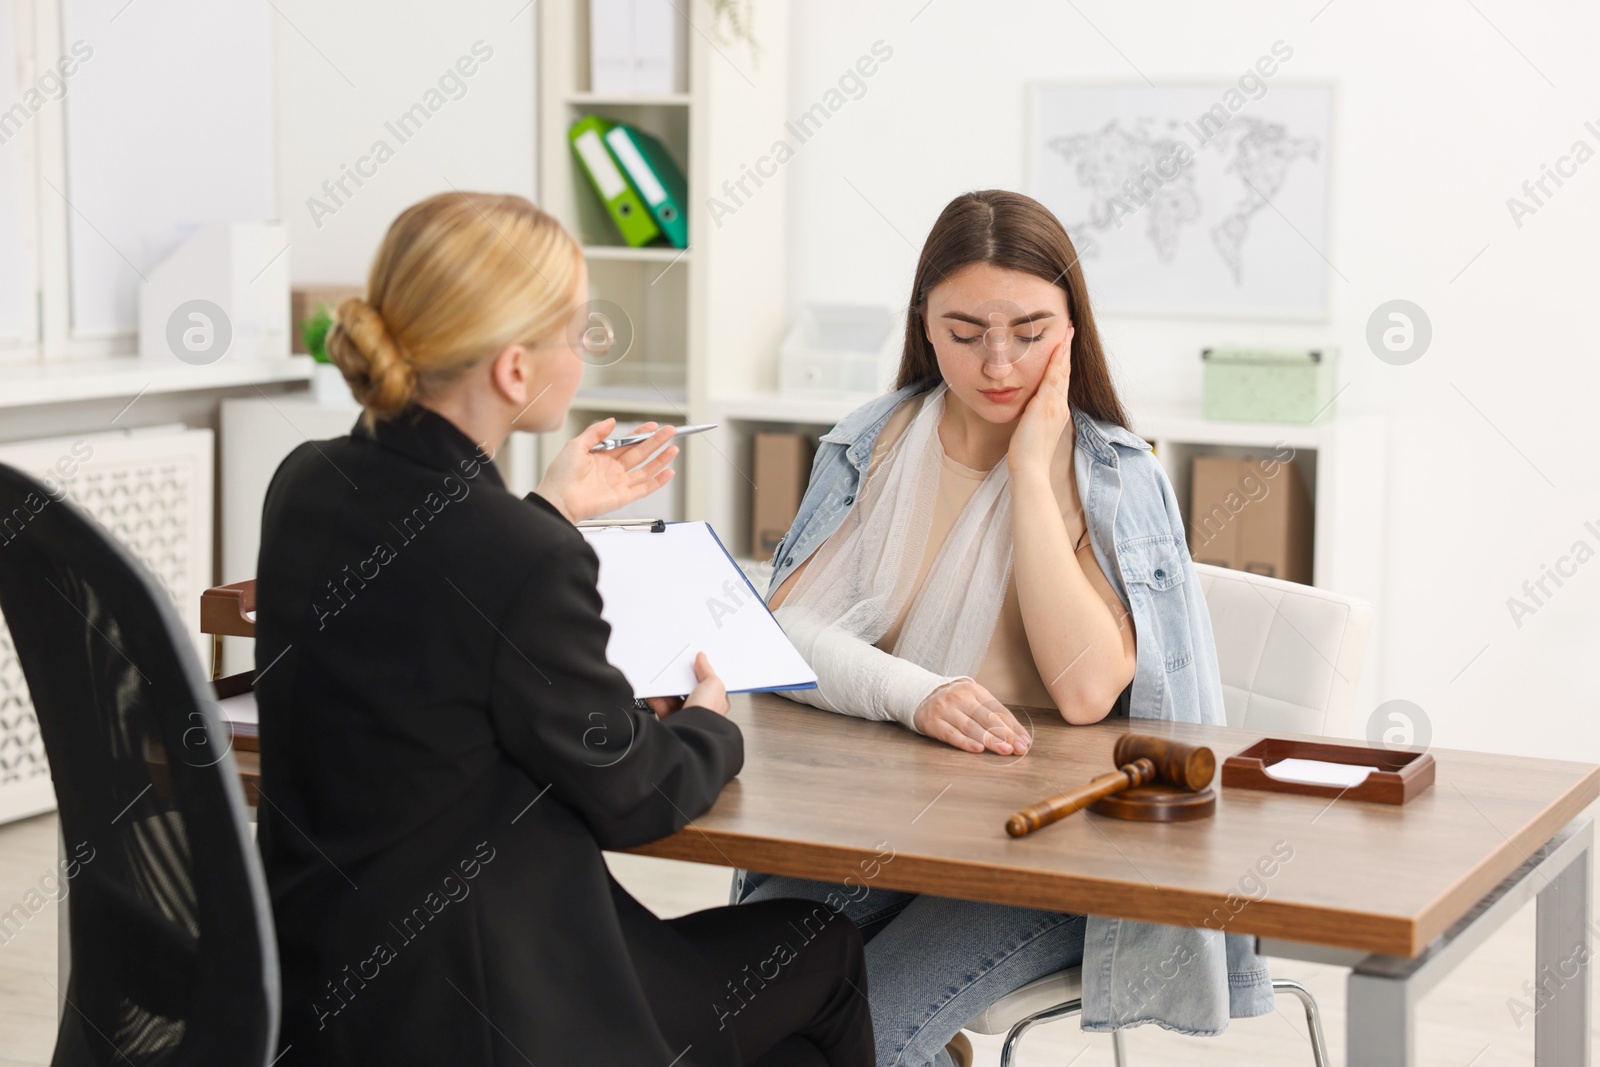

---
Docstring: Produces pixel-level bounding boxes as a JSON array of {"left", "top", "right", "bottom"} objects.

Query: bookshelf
[
  {"left": 534, "top": 0, "right": 791, "bottom": 520},
  {"left": 1133, "top": 406, "right": 1387, "bottom": 598}
]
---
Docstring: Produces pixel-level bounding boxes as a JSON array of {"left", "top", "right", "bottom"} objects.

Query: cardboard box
[
  {"left": 290, "top": 285, "right": 364, "bottom": 355},
  {"left": 1188, "top": 454, "right": 1313, "bottom": 584},
  {"left": 752, "top": 433, "right": 816, "bottom": 559}
]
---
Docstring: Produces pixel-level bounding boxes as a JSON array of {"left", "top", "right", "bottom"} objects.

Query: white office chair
[{"left": 964, "top": 563, "right": 1372, "bottom": 1067}]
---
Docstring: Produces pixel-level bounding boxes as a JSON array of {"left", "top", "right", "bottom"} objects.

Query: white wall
[
  {"left": 782, "top": 0, "right": 1600, "bottom": 761},
  {"left": 272, "top": 0, "right": 537, "bottom": 285}
]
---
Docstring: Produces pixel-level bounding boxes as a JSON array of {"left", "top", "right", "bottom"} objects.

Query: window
[
  {"left": 0, "top": 0, "right": 39, "bottom": 361},
  {"left": 1, "top": 0, "right": 274, "bottom": 363}
]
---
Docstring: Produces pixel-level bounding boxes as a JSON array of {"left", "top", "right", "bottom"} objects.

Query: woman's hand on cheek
[
  {"left": 1007, "top": 325, "right": 1074, "bottom": 479},
  {"left": 533, "top": 418, "right": 679, "bottom": 523},
  {"left": 912, "top": 680, "right": 1032, "bottom": 756}
]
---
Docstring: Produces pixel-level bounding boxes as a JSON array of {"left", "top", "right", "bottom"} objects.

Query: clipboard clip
[{"left": 574, "top": 517, "right": 668, "bottom": 532}]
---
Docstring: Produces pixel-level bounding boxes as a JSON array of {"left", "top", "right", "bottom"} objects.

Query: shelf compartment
[
  {"left": 567, "top": 91, "right": 691, "bottom": 107},
  {"left": 579, "top": 255, "right": 688, "bottom": 398},
  {"left": 708, "top": 390, "right": 876, "bottom": 427},
  {"left": 570, "top": 385, "right": 689, "bottom": 416},
  {"left": 562, "top": 100, "right": 690, "bottom": 250},
  {"left": 584, "top": 244, "right": 692, "bottom": 264}
]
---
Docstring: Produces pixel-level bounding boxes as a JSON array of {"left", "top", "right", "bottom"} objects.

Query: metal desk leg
[
  {"left": 1328, "top": 817, "right": 1594, "bottom": 1067},
  {"left": 1346, "top": 969, "right": 1414, "bottom": 1065},
  {"left": 1536, "top": 827, "right": 1592, "bottom": 1066}
]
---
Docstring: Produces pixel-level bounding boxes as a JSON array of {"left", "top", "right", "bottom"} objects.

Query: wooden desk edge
[
  {"left": 627, "top": 834, "right": 1420, "bottom": 957},
  {"left": 631, "top": 766, "right": 1600, "bottom": 960},
  {"left": 1408, "top": 763, "right": 1600, "bottom": 955},
  {"left": 224, "top": 689, "right": 1600, "bottom": 961},
  {"left": 225, "top": 745, "right": 1600, "bottom": 958}
]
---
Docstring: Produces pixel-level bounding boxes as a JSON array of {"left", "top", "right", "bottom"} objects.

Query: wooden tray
[{"left": 1222, "top": 737, "right": 1434, "bottom": 805}]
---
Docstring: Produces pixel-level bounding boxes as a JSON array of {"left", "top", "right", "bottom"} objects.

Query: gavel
[{"left": 1006, "top": 734, "right": 1216, "bottom": 837}]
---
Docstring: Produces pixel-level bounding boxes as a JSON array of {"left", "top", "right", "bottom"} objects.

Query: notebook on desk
[{"left": 579, "top": 520, "right": 818, "bottom": 699}]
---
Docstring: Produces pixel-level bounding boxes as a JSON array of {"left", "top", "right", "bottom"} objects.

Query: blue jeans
[{"left": 737, "top": 872, "right": 1086, "bottom": 1067}]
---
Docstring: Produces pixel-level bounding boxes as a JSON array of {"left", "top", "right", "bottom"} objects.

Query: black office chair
[{"left": 0, "top": 463, "right": 279, "bottom": 1065}]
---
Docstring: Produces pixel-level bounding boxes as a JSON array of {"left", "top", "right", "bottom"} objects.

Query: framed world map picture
[{"left": 1027, "top": 80, "right": 1335, "bottom": 319}]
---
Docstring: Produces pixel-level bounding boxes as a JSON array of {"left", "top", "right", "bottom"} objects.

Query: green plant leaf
[{"left": 303, "top": 303, "right": 335, "bottom": 363}]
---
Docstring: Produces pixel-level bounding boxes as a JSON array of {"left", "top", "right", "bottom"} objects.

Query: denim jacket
[{"left": 758, "top": 375, "right": 1273, "bottom": 1034}]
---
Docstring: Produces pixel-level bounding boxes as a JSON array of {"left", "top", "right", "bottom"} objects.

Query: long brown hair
[{"left": 894, "top": 189, "right": 1129, "bottom": 429}]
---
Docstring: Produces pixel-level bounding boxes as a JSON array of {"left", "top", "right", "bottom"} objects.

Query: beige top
[{"left": 865, "top": 390, "right": 1088, "bottom": 711}]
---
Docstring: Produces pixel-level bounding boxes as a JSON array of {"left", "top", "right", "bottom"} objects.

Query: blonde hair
[{"left": 327, "top": 192, "right": 583, "bottom": 429}]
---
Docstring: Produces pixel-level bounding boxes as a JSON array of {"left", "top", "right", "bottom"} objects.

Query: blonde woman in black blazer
[{"left": 255, "top": 192, "right": 872, "bottom": 1067}]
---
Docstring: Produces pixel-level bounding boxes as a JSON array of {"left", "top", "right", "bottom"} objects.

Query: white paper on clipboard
[{"left": 579, "top": 520, "right": 819, "bottom": 699}]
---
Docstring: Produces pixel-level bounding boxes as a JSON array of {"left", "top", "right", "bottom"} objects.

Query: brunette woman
[{"left": 738, "top": 190, "right": 1272, "bottom": 1066}]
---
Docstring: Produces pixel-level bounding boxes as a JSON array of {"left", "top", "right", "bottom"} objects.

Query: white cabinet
[{"left": 0, "top": 425, "right": 214, "bottom": 824}]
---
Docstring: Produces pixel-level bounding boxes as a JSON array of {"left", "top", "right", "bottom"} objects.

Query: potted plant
[
  {"left": 707, "top": 0, "right": 758, "bottom": 54},
  {"left": 302, "top": 303, "right": 354, "bottom": 405}
]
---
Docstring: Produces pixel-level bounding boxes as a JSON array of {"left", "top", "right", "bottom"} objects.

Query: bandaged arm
[{"left": 772, "top": 605, "right": 974, "bottom": 733}]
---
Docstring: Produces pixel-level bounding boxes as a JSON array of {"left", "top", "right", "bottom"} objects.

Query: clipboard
[{"left": 578, "top": 519, "right": 818, "bottom": 699}]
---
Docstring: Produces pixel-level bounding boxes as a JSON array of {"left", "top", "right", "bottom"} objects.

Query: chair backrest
[
  {"left": 1195, "top": 563, "right": 1372, "bottom": 737},
  {"left": 0, "top": 463, "right": 278, "bottom": 1066}
]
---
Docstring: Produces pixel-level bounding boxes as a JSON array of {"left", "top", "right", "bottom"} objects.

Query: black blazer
[{"left": 254, "top": 405, "right": 744, "bottom": 1066}]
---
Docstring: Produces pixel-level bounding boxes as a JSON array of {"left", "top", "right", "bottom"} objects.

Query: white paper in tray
[{"left": 1263, "top": 757, "right": 1373, "bottom": 789}]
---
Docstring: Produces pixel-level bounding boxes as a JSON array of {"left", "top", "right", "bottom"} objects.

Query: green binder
[
  {"left": 604, "top": 122, "right": 689, "bottom": 249},
  {"left": 569, "top": 115, "right": 660, "bottom": 247}
]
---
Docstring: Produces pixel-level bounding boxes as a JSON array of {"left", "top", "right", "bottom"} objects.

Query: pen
[
  {"left": 574, "top": 518, "right": 668, "bottom": 530},
  {"left": 590, "top": 423, "right": 718, "bottom": 452}
]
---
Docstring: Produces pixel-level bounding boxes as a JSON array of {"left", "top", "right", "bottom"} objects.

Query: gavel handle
[{"left": 1005, "top": 758, "right": 1157, "bottom": 838}]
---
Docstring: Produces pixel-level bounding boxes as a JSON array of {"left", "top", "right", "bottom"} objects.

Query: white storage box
[
  {"left": 778, "top": 304, "right": 903, "bottom": 397},
  {"left": 589, "top": 0, "right": 689, "bottom": 95},
  {"left": 138, "top": 222, "right": 290, "bottom": 364}
]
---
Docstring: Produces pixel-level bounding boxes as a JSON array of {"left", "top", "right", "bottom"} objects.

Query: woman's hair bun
[{"left": 326, "top": 296, "right": 417, "bottom": 420}]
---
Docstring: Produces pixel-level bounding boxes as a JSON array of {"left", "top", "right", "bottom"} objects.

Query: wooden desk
[
  {"left": 228, "top": 692, "right": 1597, "bottom": 1065},
  {"left": 632, "top": 694, "right": 1593, "bottom": 957},
  {"left": 635, "top": 693, "right": 1595, "bottom": 1066}
]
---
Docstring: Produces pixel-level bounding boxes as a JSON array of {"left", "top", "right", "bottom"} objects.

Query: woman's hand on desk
[
  {"left": 534, "top": 418, "right": 679, "bottom": 523},
  {"left": 646, "top": 651, "right": 729, "bottom": 718},
  {"left": 913, "top": 680, "right": 1031, "bottom": 756}
]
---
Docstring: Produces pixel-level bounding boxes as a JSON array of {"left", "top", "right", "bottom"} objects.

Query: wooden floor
[{"left": 2, "top": 806, "right": 1595, "bottom": 1065}]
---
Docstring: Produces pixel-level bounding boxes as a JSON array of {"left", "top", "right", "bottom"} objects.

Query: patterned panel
[
  {"left": 0, "top": 428, "right": 213, "bottom": 822},
  {"left": 0, "top": 624, "right": 46, "bottom": 791},
  {"left": 70, "top": 459, "right": 200, "bottom": 619}
]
